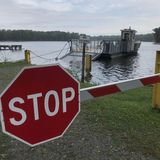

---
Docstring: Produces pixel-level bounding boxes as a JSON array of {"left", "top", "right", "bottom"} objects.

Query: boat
[
  {"left": 69, "top": 27, "right": 141, "bottom": 61},
  {"left": 93, "top": 28, "right": 141, "bottom": 60}
]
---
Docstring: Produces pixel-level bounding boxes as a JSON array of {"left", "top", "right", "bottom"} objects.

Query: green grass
[
  {"left": 80, "top": 82, "right": 94, "bottom": 88},
  {"left": 0, "top": 61, "right": 30, "bottom": 93},
  {"left": 83, "top": 86, "right": 160, "bottom": 158},
  {"left": 0, "top": 60, "right": 28, "bottom": 67}
]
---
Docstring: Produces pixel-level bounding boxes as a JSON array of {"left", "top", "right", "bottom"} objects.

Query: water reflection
[{"left": 94, "top": 55, "right": 139, "bottom": 82}]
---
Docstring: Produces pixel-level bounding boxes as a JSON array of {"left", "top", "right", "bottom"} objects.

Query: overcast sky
[{"left": 0, "top": 0, "right": 160, "bottom": 35}]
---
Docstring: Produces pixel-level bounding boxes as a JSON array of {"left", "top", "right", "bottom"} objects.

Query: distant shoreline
[{"left": 0, "top": 29, "right": 155, "bottom": 42}]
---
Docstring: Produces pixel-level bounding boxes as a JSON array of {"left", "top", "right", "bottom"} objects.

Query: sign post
[{"left": 0, "top": 64, "right": 80, "bottom": 147}]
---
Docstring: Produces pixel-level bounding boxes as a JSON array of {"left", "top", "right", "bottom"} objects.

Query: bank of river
[{"left": 0, "top": 61, "right": 160, "bottom": 160}]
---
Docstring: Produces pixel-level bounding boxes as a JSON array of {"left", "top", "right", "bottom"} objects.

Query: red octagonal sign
[{"left": 0, "top": 64, "right": 80, "bottom": 146}]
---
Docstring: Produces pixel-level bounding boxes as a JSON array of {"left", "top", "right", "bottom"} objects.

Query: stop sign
[{"left": 0, "top": 64, "right": 80, "bottom": 146}]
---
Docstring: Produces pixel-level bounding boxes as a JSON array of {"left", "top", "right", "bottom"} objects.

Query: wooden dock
[{"left": 0, "top": 45, "right": 22, "bottom": 51}]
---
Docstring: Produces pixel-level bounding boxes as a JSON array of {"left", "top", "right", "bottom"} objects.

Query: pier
[{"left": 0, "top": 45, "right": 22, "bottom": 51}]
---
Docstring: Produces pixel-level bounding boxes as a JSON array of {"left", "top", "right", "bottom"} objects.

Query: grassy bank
[
  {"left": 0, "top": 61, "right": 160, "bottom": 159},
  {"left": 83, "top": 86, "right": 160, "bottom": 158},
  {"left": 0, "top": 61, "right": 30, "bottom": 93}
]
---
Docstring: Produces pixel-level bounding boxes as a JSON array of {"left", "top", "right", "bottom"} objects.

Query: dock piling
[
  {"left": 85, "top": 54, "right": 92, "bottom": 73},
  {"left": 25, "top": 50, "right": 31, "bottom": 64}
]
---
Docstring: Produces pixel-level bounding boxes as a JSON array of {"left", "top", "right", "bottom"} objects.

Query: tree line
[
  {"left": 0, "top": 29, "right": 159, "bottom": 42},
  {"left": 0, "top": 30, "right": 79, "bottom": 41}
]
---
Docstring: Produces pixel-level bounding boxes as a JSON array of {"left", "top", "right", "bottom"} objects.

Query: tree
[{"left": 153, "top": 27, "right": 160, "bottom": 43}]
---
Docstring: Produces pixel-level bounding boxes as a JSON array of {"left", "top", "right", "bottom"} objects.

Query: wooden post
[
  {"left": 94, "top": 40, "right": 96, "bottom": 53},
  {"left": 85, "top": 54, "right": 92, "bottom": 73},
  {"left": 153, "top": 51, "right": 160, "bottom": 109},
  {"left": 81, "top": 43, "right": 86, "bottom": 83},
  {"left": 25, "top": 50, "right": 31, "bottom": 64},
  {"left": 70, "top": 40, "right": 72, "bottom": 53}
]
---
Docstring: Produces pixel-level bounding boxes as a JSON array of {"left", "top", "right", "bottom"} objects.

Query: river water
[{"left": 0, "top": 41, "right": 160, "bottom": 84}]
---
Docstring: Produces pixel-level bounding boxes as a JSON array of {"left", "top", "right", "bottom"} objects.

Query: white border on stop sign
[{"left": 0, "top": 63, "right": 80, "bottom": 147}]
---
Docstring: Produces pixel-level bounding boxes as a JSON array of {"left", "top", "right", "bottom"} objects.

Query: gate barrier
[{"left": 80, "top": 74, "right": 160, "bottom": 102}]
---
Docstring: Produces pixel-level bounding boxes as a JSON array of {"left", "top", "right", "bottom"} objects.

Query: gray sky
[{"left": 0, "top": 0, "right": 160, "bottom": 35}]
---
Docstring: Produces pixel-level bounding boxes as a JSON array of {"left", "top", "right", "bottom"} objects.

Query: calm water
[{"left": 0, "top": 41, "right": 160, "bottom": 84}]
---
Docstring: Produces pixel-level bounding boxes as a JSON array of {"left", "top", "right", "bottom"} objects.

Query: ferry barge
[{"left": 69, "top": 28, "right": 141, "bottom": 60}]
